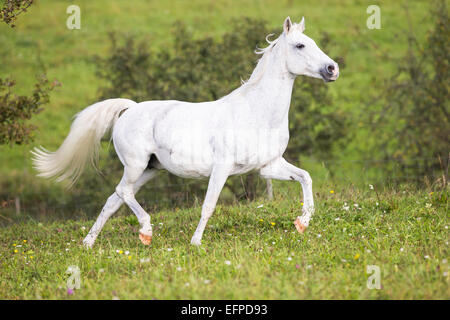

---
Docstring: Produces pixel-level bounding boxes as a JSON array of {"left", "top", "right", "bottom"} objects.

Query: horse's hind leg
[
  {"left": 83, "top": 169, "right": 157, "bottom": 248},
  {"left": 266, "top": 179, "right": 274, "bottom": 200},
  {"left": 116, "top": 165, "right": 154, "bottom": 245}
]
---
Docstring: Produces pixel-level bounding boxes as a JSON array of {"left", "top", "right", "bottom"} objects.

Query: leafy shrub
[
  {"left": 0, "top": 0, "right": 34, "bottom": 27},
  {"left": 368, "top": 0, "right": 449, "bottom": 186},
  {"left": 0, "top": 75, "right": 58, "bottom": 145}
]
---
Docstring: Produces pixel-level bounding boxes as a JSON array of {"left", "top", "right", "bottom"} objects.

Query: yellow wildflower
[
  {"left": 330, "top": 190, "right": 335, "bottom": 194},
  {"left": 270, "top": 222, "right": 276, "bottom": 226},
  {"left": 354, "top": 253, "right": 360, "bottom": 260}
]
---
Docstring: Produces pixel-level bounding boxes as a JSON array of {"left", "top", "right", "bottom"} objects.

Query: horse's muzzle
[{"left": 320, "top": 63, "right": 339, "bottom": 82}]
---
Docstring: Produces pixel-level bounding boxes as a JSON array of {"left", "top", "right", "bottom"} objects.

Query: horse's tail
[{"left": 31, "top": 98, "right": 137, "bottom": 187}]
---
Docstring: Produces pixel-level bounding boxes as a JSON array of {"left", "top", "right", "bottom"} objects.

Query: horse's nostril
[{"left": 327, "top": 64, "right": 335, "bottom": 74}]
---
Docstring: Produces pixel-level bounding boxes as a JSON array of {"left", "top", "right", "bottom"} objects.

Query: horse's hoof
[
  {"left": 139, "top": 233, "right": 152, "bottom": 245},
  {"left": 294, "top": 217, "right": 307, "bottom": 234}
]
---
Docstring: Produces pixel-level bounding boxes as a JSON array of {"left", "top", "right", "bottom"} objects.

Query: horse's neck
[{"left": 245, "top": 43, "right": 295, "bottom": 128}]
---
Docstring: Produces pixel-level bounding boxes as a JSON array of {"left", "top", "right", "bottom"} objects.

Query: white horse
[{"left": 32, "top": 17, "right": 339, "bottom": 247}]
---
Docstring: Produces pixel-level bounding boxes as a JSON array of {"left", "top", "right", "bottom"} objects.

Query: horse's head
[{"left": 282, "top": 17, "right": 339, "bottom": 82}]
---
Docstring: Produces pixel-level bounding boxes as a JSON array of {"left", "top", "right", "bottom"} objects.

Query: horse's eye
[{"left": 296, "top": 44, "right": 305, "bottom": 49}]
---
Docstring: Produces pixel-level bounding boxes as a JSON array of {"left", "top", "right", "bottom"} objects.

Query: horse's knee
[
  {"left": 292, "top": 168, "right": 312, "bottom": 186},
  {"left": 301, "top": 171, "right": 312, "bottom": 186}
]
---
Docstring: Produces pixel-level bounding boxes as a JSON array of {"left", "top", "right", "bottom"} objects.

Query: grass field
[{"left": 1, "top": 184, "right": 448, "bottom": 299}]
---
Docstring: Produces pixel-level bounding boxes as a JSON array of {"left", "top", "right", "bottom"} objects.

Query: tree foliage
[
  {"left": 0, "top": 0, "right": 33, "bottom": 27},
  {"left": 370, "top": 0, "right": 449, "bottom": 183},
  {"left": 0, "top": 75, "right": 58, "bottom": 145},
  {"left": 0, "top": 0, "right": 58, "bottom": 146}
]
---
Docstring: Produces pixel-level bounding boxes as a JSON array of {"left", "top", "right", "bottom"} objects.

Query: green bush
[
  {"left": 368, "top": 0, "right": 449, "bottom": 186},
  {"left": 0, "top": 0, "right": 34, "bottom": 27},
  {"left": 0, "top": 75, "right": 58, "bottom": 145}
]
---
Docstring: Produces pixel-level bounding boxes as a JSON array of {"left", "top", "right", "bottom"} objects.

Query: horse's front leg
[
  {"left": 191, "top": 164, "right": 231, "bottom": 246},
  {"left": 260, "top": 157, "right": 314, "bottom": 233}
]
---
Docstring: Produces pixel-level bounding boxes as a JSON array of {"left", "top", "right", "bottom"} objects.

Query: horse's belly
[{"left": 154, "top": 145, "right": 214, "bottom": 179}]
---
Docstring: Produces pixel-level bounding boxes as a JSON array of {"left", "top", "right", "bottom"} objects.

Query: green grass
[{"left": 1, "top": 184, "right": 448, "bottom": 299}]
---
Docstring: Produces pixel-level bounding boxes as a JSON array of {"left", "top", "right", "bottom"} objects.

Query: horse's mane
[
  {"left": 220, "top": 33, "right": 280, "bottom": 99},
  {"left": 242, "top": 33, "right": 280, "bottom": 87}
]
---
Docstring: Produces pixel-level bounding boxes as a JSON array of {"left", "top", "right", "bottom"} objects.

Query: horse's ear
[
  {"left": 283, "top": 16, "right": 292, "bottom": 34},
  {"left": 299, "top": 17, "right": 305, "bottom": 32}
]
